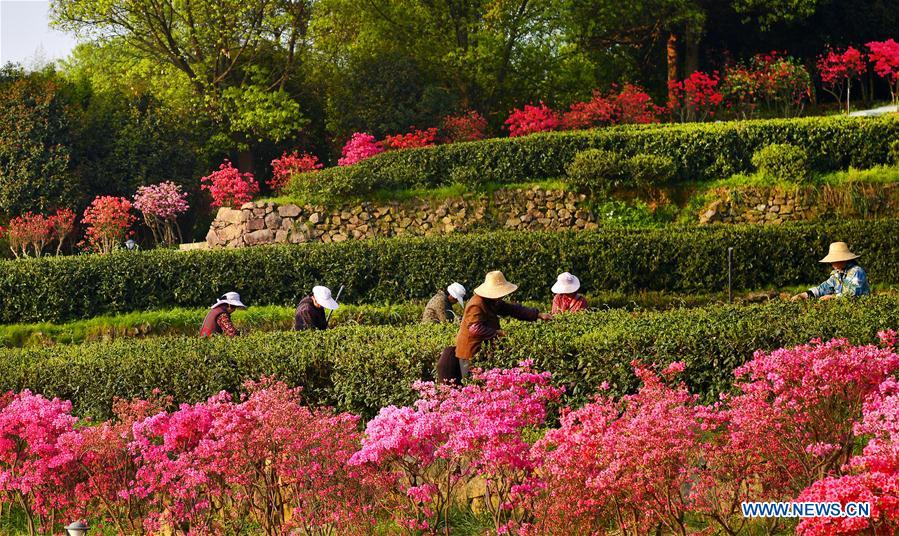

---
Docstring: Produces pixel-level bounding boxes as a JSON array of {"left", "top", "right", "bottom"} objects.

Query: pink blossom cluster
[
  {"left": 337, "top": 132, "right": 385, "bottom": 166},
  {"left": 133, "top": 181, "right": 189, "bottom": 220},
  {"left": 200, "top": 160, "right": 259, "bottom": 209},
  {"left": 867, "top": 39, "right": 899, "bottom": 106},
  {"left": 81, "top": 196, "right": 136, "bottom": 254},
  {"left": 504, "top": 102, "right": 561, "bottom": 137},
  {"left": 268, "top": 150, "right": 323, "bottom": 192},
  {"left": 350, "top": 361, "right": 562, "bottom": 533}
]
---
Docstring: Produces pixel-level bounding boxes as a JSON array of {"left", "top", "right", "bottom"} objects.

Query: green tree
[{"left": 51, "top": 0, "right": 314, "bottom": 168}]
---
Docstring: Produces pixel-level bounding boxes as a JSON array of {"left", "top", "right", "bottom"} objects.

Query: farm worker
[
  {"left": 455, "top": 271, "right": 553, "bottom": 378},
  {"left": 791, "top": 242, "right": 870, "bottom": 302},
  {"left": 199, "top": 292, "right": 246, "bottom": 337},
  {"left": 294, "top": 285, "right": 340, "bottom": 330},
  {"left": 422, "top": 282, "right": 467, "bottom": 324},
  {"left": 551, "top": 272, "right": 588, "bottom": 314}
]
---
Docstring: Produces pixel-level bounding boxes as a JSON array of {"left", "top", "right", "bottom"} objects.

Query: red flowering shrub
[
  {"left": 337, "top": 132, "right": 385, "bottom": 166},
  {"left": 723, "top": 52, "right": 812, "bottom": 118},
  {"left": 351, "top": 361, "right": 562, "bottom": 534},
  {"left": 668, "top": 71, "right": 724, "bottom": 122},
  {"left": 48, "top": 208, "right": 75, "bottom": 256},
  {"left": 81, "top": 196, "right": 136, "bottom": 254},
  {"left": 200, "top": 160, "right": 259, "bottom": 209},
  {"left": 382, "top": 127, "right": 439, "bottom": 151},
  {"left": 614, "top": 83, "right": 665, "bottom": 124},
  {"left": 818, "top": 46, "right": 868, "bottom": 114},
  {"left": 504, "top": 102, "right": 561, "bottom": 137},
  {"left": 2, "top": 212, "right": 51, "bottom": 258},
  {"left": 441, "top": 111, "right": 488, "bottom": 142},
  {"left": 268, "top": 151, "right": 323, "bottom": 193},
  {"left": 529, "top": 362, "right": 700, "bottom": 535},
  {"left": 560, "top": 90, "right": 618, "bottom": 130},
  {"left": 867, "top": 39, "right": 899, "bottom": 107}
]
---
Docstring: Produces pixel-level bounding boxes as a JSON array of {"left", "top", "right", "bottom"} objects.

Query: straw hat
[
  {"left": 447, "top": 282, "right": 467, "bottom": 307},
  {"left": 312, "top": 285, "right": 340, "bottom": 310},
  {"left": 213, "top": 291, "right": 246, "bottom": 309},
  {"left": 819, "top": 242, "right": 860, "bottom": 263},
  {"left": 474, "top": 271, "right": 518, "bottom": 299},
  {"left": 552, "top": 272, "right": 581, "bottom": 294}
]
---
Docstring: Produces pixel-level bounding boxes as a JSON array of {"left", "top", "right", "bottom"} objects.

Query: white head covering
[
  {"left": 447, "top": 282, "right": 467, "bottom": 307},
  {"left": 313, "top": 285, "right": 340, "bottom": 310},
  {"left": 551, "top": 272, "right": 581, "bottom": 294},
  {"left": 213, "top": 291, "right": 246, "bottom": 309}
]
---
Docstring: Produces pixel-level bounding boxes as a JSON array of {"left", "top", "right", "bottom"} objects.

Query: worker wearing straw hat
[
  {"left": 791, "top": 242, "right": 870, "bottom": 302},
  {"left": 200, "top": 291, "right": 247, "bottom": 337},
  {"left": 551, "top": 272, "right": 588, "bottom": 314},
  {"left": 455, "top": 271, "right": 553, "bottom": 378},
  {"left": 422, "top": 282, "right": 467, "bottom": 324}
]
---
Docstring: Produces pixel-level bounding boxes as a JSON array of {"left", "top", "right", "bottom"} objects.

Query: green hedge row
[
  {"left": 2, "top": 297, "right": 897, "bottom": 419},
  {"left": 2, "top": 220, "right": 898, "bottom": 323},
  {"left": 286, "top": 115, "right": 899, "bottom": 198}
]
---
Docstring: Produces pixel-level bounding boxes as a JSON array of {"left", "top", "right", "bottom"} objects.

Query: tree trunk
[
  {"left": 667, "top": 32, "right": 679, "bottom": 105},
  {"left": 684, "top": 28, "right": 699, "bottom": 76}
]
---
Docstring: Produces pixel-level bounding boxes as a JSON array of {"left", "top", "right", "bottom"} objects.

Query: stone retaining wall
[
  {"left": 698, "top": 184, "right": 899, "bottom": 225},
  {"left": 206, "top": 188, "right": 597, "bottom": 248}
]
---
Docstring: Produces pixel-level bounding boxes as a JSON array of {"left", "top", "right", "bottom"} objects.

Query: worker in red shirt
[{"left": 199, "top": 292, "right": 247, "bottom": 337}]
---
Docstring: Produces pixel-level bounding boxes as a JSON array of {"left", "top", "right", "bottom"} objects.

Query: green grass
[{"left": 701, "top": 164, "right": 899, "bottom": 190}]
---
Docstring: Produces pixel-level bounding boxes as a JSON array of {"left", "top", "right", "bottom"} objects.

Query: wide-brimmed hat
[
  {"left": 819, "top": 242, "right": 860, "bottom": 263},
  {"left": 313, "top": 285, "right": 340, "bottom": 310},
  {"left": 552, "top": 272, "right": 581, "bottom": 294},
  {"left": 474, "top": 271, "right": 518, "bottom": 299},
  {"left": 213, "top": 291, "right": 246, "bottom": 309},
  {"left": 447, "top": 282, "right": 467, "bottom": 307}
]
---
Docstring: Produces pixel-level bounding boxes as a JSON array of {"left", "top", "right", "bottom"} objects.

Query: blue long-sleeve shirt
[{"left": 809, "top": 263, "right": 870, "bottom": 299}]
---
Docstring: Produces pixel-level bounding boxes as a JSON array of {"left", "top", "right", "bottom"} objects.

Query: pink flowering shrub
[
  {"left": 268, "top": 151, "right": 323, "bottom": 193},
  {"left": 867, "top": 39, "right": 899, "bottom": 107},
  {"left": 133, "top": 181, "right": 189, "bottom": 247},
  {"left": 441, "top": 111, "right": 488, "bottom": 142},
  {"left": 529, "top": 361, "right": 701, "bottom": 535},
  {"left": 0, "top": 391, "right": 80, "bottom": 536},
  {"left": 504, "top": 102, "right": 561, "bottom": 137},
  {"left": 200, "top": 160, "right": 259, "bottom": 209},
  {"left": 668, "top": 71, "right": 724, "bottom": 122},
  {"left": 350, "top": 361, "right": 562, "bottom": 533},
  {"left": 337, "top": 132, "right": 385, "bottom": 166},
  {"left": 81, "top": 196, "right": 136, "bottom": 254},
  {"left": 818, "top": 46, "right": 868, "bottom": 114},
  {"left": 382, "top": 127, "right": 439, "bottom": 151}
]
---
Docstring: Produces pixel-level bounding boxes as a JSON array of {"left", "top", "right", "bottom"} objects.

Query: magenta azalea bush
[
  {"left": 2, "top": 336, "right": 899, "bottom": 534},
  {"left": 337, "top": 132, "right": 384, "bottom": 166},
  {"left": 200, "top": 160, "right": 259, "bottom": 209},
  {"left": 133, "top": 181, "right": 189, "bottom": 246}
]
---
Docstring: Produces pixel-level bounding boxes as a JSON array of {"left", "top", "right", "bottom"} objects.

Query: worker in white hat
[
  {"left": 551, "top": 272, "right": 588, "bottom": 314},
  {"left": 422, "top": 282, "right": 467, "bottom": 324},
  {"left": 791, "top": 242, "right": 870, "bottom": 302},
  {"left": 455, "top": 271, "right": 552, "bottom": 378},
  {"left": 200, "top": 291, "right": 247, "bottom": 337},
  {"left": 294, "top": 285, "right": 340, "bottom": 330}
]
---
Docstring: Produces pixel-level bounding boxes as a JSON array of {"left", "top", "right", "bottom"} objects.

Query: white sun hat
[
  {"left": 551, "top": 272, "right": 581, "bottom": 294},
  {"left": 213, "top": 291, "right": 247, "bottom": 309},
  {"left": 447, "top": 282, "right": 467, "bottom": 307},
  {"left": 819, "top": 242, "right": 860, "bottom": 263},
  {"left": 313, "top": 285, "right": 340, "bottom": 310}
]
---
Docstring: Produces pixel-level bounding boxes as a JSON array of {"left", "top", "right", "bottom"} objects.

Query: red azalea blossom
[
  {"left": 200, "top": 160, "right": 260, "bottom": 209},
  {"left": 268, "top": 151, "right": 323, "bottom": 192},
  {"left": 504, "top": 102, "right": 561, "bottom": 137},
  {"left": 382, "top": 127, "right": 439, "bottom": 151},
  {"left": 867, "top": 39, "right": 899, "bottom": 107},
  {"left": 81, "top": 196, "right": 136, "bottom": 254},
  {"left": 669, "top": 71, "right": 724, "bottom": 122},
  {"left": 441, "top": 111, "right": 488, "bottom": 142}
]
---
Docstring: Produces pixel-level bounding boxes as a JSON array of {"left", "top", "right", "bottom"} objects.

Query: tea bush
[{"left": 752, "top": 143, "right": 812, "bottom": 183}]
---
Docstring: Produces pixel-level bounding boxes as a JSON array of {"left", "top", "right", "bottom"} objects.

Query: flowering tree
[
  {"left": 1, "top": 212, "right": 51, "bottom": 258},
  {"left": 504, "top": 102, "right": 561, "bottom": 137},
  {"left": 81, "top": 196, "right": 136, "bottom": 254},
  {"left": 133, "top": 182, "right": 189, "bottom": 247},
  {"left": 867, "top": 39, "right": 899, "bottom": 109},
  {"left": 756, "top": 52, "right": 813, "bottom": 117},
  {"left": 530, "top": 362, "right": 700, "bottom": 536},
  {"left": 817, "top": 47, "right": 867, "bottom": 114},
  {"left": 351, "top": 362, "right": 562, "bottom": 534},
  {"left": 200, "top": 160, "right": 259, "bottom": 209},
  {"left": 668, "top": 71, "right": 724, "bottom": 122},
  {"left": 0, "top": 391, "right": 80, "bottom": 536},
  {"left": 48, "top": 208, "right": 75, "bottom": 256},
  {"left": 337, "top": 132, "right": 384, "bottom": 166},
  {"left": 441, "top": 111, "right": 488, "bottom": 142},
  {"left": 268, "top": 151, "right": 323, "bottom": 193},
  {"left": 561, "top": 90, "right": 618, "bottom": 130},
  {"left": 382, "top": 127, "right": 439, "bottom": 151}
]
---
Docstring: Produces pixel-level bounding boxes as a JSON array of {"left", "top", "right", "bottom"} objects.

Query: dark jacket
[
  {"left": 422, "top": 290, "right": 456, "bottom": 324},
  {"left": 455, "top": 294, "right": 538, "bottom": 360},
  {"left": 437, "top": 346, "right": 462, "bottom": 385},
  {"left": 294, "top": 295, "right": 328, "bottom": 331}
]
